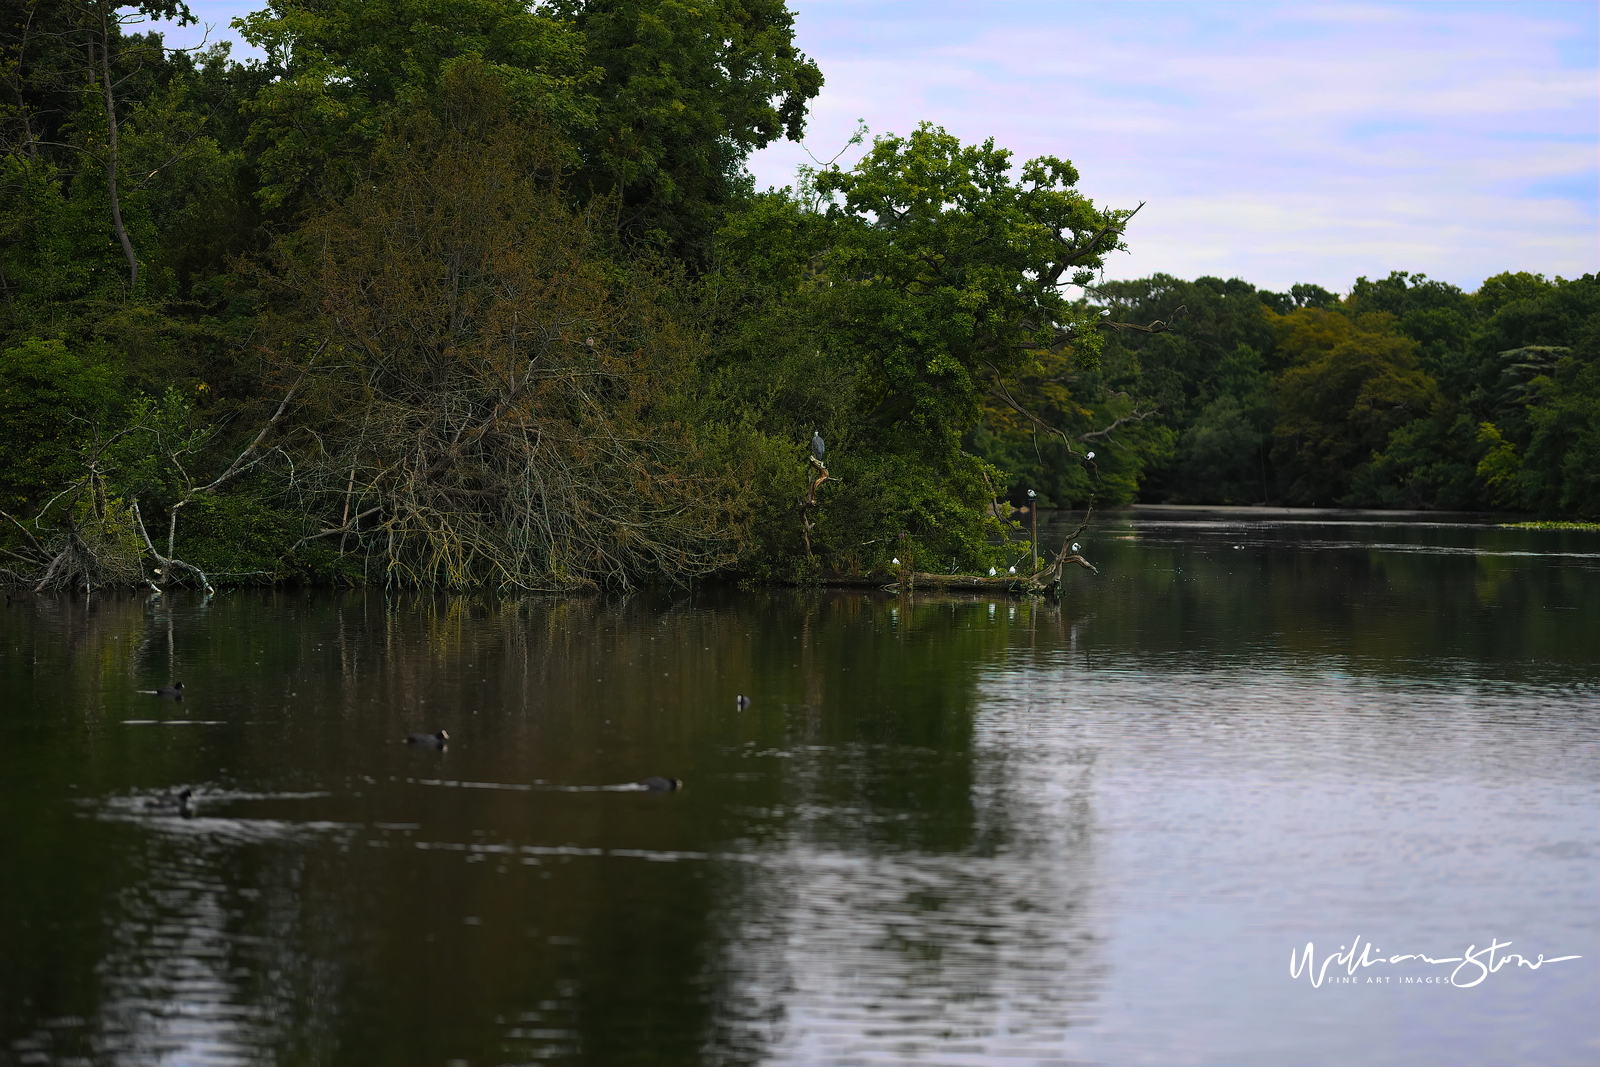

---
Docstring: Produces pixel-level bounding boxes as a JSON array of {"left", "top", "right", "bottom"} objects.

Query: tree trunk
[{"left": 92, "top": 6, "right": 137, "bottom": 288}]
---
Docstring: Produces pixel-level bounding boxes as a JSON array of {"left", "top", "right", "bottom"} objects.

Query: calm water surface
[{"left": 2, "top": 514, "right": 1597, "bottom": 1066}]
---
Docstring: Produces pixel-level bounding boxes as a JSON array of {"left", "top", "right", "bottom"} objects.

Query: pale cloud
[
  {"left": 1116, "top": 189, "right": 1591, "bottom": 284},
  {"left": 753, "top": 1, "right": 1598, "bottom": 292}
]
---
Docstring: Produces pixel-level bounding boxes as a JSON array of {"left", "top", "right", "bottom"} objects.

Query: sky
[{"left": 148, "top": 1, "right": 1597, "bottom": 294}]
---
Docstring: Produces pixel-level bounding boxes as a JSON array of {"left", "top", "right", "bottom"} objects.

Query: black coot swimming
[
  {"left": 404, "top": 729, "right": 449, "bottom": 748},
  {"left": 145, "top": 787, "right": 195, "bottom": 818},
  {"left": 641, "top": 776, "right": 682, "bottom": 792},
  {"left": 137, "top": 682, "right": 185, "bottom": 699}
]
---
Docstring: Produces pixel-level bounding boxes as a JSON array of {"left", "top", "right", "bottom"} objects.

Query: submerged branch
[{"left": 1035, "top": 504, "right": 1099, "bottom": 594}]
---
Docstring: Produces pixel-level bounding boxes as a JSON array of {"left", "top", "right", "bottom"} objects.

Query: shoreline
[{"left": 1070, "top": 503, "right": 1519, "bottom": 523}]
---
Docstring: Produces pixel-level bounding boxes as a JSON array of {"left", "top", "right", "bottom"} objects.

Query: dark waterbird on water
[
  {"left": 404, "top": 729, "right": 449, "bottom": 748},
  {"left": 136, "top": 682, "right": 184, "bottom": 700},
  {"left": 735, "top": 694, "right": 751, "bottom": 711},
  {"left": 641, "top": 776, "right": 682, "bottom": 792},
  {"left": 144, "top": 787, "right": 195, "bottom": 818}
]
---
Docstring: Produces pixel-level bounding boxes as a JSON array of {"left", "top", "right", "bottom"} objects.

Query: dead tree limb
[
  {"left": 295, "top": 505, "right": 385, "bottom": 548},
  {"left": 896, "top": 573, "right": 1032, "bottom": 592},
  {"left": 800, "top": 455, "right": 831, "bottom": 556},
  {"left": 194, "top": 355, "right": 319, "bottom": 497},
  {"left": 104, "top": 356, "right": 316, "bottom": 590},
  {"left": 133, "top": 500, "right": 213, "bottom": 594},
  {"left": 1034, "top": 503, "right": 1099, "bottom": 595},
  {"left": 91, "top": 5, "right": 137, "bottom": 287},
  {"left": 158, "top": 353, "right": 317, "bottom": 562},
  {"left": 1078, "top": 408, "right": 1157, "bottom": 443},
  {"left": 985, "top": 368, "right": 1156, "bottom": 458},
  {"left": 1043, "top": 202, "right": 1146, "bottom": 283},
  {"left": 987, "top": 375, "right": 1071, "bottom": 447},
  {"left": 1098, "top": 304, "right": 1188, "bottom": 335},
  {"left": 0, "top": 509, "right": 47, "bottom": 554}
]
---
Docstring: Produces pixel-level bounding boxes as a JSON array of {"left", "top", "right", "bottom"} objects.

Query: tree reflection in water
[{"left": 2, "top": 514, "right": 1596, "bottom": 1065}]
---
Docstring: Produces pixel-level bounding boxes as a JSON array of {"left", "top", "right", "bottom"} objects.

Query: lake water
[{"left": 2, "top": 511, "right": 1596, "bottom": 1066}]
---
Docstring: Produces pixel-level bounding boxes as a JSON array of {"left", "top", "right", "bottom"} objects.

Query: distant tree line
[
  {"left": 3, "top": 0, "right": 1595, "bottom": 592},
  {"left": 997, "top": 269, "right": 1599, "bottom": 517}
]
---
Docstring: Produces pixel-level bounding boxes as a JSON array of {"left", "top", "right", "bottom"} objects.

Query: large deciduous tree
[
  {"left": 812, "top": 124, "right": 1135, "bottom": 460},
  {"left": 550, "top": 0, "right": 822, "bottom": 262},
  {"left": 709, "top": 123, "right": 1141, "bottom": 574}
]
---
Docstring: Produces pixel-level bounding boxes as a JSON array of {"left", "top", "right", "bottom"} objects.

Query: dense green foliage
[
  {"left": 1082, "top": 270, "right": 1598, "bottom": 515},
  {"left": 2, "top": 1, "right": 1594, "bottom": 591},
  {"left": 706, "top": 124, "right": 1136, "bottom": 577}
]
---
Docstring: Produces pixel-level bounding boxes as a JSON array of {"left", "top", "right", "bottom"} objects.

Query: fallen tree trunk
[
  {"left": 877, "top": 564, "right": 1096, "bottom": 594},
  {"left": 897, "top": 572, "right": 1034, "bottom": 592},
  {"left": 879, "top": 505, "right": 1101, "bottom": 596}
]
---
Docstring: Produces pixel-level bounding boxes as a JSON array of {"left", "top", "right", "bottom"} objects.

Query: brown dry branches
[{"left": 272, "top": 67, "right": 741, "bottom": 590}]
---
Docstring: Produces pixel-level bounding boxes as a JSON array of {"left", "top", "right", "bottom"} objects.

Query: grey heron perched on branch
[{"left": 811, "top": 431, "right": 826, "bottom": 462}]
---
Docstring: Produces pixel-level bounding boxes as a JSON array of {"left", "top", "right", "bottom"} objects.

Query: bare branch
[
  {"left": 989, "top": 380, "right": 1066, "bottom": 444},
  {"left": 1099, "top": 303, "right": 1188, "bottom": 335},
  {"left": 295, "top": 505, "right": 385, "bottom": 547},
  {"left": 982, "top": 364, "right": 1097, "bottom": 462},
  {"left": 1032, "top": 503, "right": 1099, "bottom": 592},
  {"left": 132, "top": 499, "right": 213, "bottom": 594},
  {"left": 196, "top": 349, "right": 320, "bottom": 494},
  {"left": 0, "top": 509, "right": 46, "bottom": 552},
  {"left": 1062, "top": 503, "right": 1096, "bottom": 547},
  {"left": 1078, "top": 408, "right": 1157, "bottom": 443},
  {"left": 1046, "top": 201, "right": 1145, "bottom": 281}
]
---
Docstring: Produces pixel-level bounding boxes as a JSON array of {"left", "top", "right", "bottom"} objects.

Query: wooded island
[{"left": 3, "top": 1, "right": 1596, "bottom": 592}]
